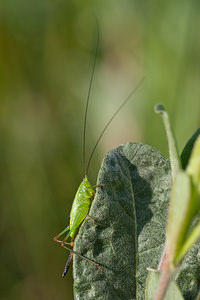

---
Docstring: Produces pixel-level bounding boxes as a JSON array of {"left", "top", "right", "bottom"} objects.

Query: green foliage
[
  {"left": 181, "top": 129, "right": 200, "bottom": 169},
  {"left": 174, "top": 136, "right": 200, "bottom": 263},
  {"left": 166, "top": 171, "right": 191, "bottom": 263},
  {"left": 73, "top": 131, "right": 200, "bottom": 299},
  {"left": 73, "top": 142, "right": 171, "bottom": 299},
  {"left": 155, "top": 104, "right": 181, "bottom": 178},
  {"left": 163, "top": 128, "right": 200, "bottom": 268},
  {"left": 1, "top": 1, "right": 200, "bottom": 300},
  {"left": 154, "top": 105, "right": 200, "bottom": 299}
]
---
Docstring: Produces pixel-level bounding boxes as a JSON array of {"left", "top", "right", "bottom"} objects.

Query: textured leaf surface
[
  {"left": 73, "top": 142, "right": 171, "bottom": 300},
  {"left": 176, "top": 239, "right": 200, "bottom": 300},
  {"left": 145, "top": 269, "right": 184, "bottom": 300}
]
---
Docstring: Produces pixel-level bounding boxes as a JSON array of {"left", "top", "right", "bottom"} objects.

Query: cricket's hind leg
[
  {"left": 62, "top": 251, "right": 73, "bottom": 278},
  {"left": 56, "top": 236, "right": 103, "bottom": 275},
  {"left": 62, "top": 243, "right": 103, "bottom": 273},
  {"left": 54, "top": 225, "right": 70, "bottom": 245}
]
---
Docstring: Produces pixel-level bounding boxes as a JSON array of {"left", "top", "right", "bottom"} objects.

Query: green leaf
[
  {"left": 145, "top": 269, "right": 184, "bottom": 300},
  {"left": 178, "top": 217, "right": 200, "bottom": 262},
  {"left": 180, "top": 128, "right": 200, "bottom": 170},
  {"left": 165, "top": 170, "right": 200, "bottom": 261},
  {"left": 73, "top": 142, "right": 171, "bottom": 300},
  {"left": 166, "top": 171, "right": 192, "bottom": 263},
  {"left": 164, "top": 166, "right": 200, "bottom": 299},
  {"left": 165, "top": 136, "right": 200, "bottom": 267},
  {"left": 186, "top": 135, "right": 200, "bottom": 192},
  {"left": 155, "top": 104, "right": 181, "bottom": 178}
]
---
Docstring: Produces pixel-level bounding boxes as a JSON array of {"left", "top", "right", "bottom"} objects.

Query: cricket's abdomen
[{"left": 69, "top": 177, "right": 95, "bottom": 238}]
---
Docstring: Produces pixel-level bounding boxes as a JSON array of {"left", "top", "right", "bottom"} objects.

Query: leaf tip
[{"left": 154, "top": 104, "right": 166, "bottom": 114}]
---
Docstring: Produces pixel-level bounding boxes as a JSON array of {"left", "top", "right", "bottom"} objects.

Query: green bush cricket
[{"left": 54, "top": 22, "right": 144, "bottom": 277}]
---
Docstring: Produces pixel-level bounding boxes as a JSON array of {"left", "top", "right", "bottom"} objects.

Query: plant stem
[{"left": 154, "top": 269, "right": 173, "bottom": 300}]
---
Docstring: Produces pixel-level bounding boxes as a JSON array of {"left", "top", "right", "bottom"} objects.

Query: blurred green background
[{"left": 0, "top": 1, "right": 199, "bottom": 299}]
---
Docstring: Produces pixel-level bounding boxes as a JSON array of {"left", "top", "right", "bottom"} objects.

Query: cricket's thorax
[{"left": 69, "top": 177, "right": 95, "bottom": 237}]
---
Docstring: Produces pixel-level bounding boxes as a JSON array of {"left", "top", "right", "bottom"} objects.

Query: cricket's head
[
  {"left": 82, "top": 177, "right": 95, "bottom": 198},
  {"left": 82, "top": 176, "right": 92, "bottom": 188}
]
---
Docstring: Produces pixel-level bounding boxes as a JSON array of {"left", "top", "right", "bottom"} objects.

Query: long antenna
[
  {"left": 83, "top": 18, "right": 99, "bottom": 177},
  {"left": 86, "top": 77, "right": 145, "bottom": 176}
]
